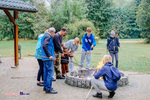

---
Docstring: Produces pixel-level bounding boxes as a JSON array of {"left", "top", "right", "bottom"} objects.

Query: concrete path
[{"left": 0, "top": 57, "right": 150, "bottom": 100}]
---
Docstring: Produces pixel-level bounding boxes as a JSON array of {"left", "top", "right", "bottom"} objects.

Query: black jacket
[
  {"left": 53, "top": 33, "right": 63, "bottom": 53},
  {"left": 61, "top": 54, "right": 69, "bottom": 64},
  {"left": 107, "top": 36, "right": 120, "bottom": 52}
]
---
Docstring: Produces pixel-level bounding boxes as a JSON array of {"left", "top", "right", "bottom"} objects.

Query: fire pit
[{"left": 65, "top": 68, "right": 129, "bottom": 88}]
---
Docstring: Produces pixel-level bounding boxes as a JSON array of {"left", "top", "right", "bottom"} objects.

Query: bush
[{"left": 65, "top": 19, "right": 97, "bottom": 43}]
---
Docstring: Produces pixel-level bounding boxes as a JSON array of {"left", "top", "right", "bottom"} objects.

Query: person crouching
[{"left": 91, "top": 55, "right": 118, "bottom": 98}]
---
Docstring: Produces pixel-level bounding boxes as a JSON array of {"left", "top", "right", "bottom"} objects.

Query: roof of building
[{"left": 0, "top": 0, "right": 38, "bottom": 12}]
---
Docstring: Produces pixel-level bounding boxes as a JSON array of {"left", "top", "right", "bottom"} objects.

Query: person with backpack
[
  {"left": 91, "top": 55, "right": 121, "bottom": 99},
  {"left": 107, "top": 30, "right": 121, "bottom": 68},
  {"left": 79, "top": 27, "right": 96, "bottom": 69}
]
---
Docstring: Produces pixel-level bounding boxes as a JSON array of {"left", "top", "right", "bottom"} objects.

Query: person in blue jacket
[
  {"left": 79, "top": 27, "right": 96, "bottom": 69},
  {"left": 107, "top": 30, "right": 121, "bottom": 68},
  {"left": 41, "top": 27, "right": 57, "bottom": 94},
  {"left": 35, "top": 34, "right": 44, "bottom": 86},
  {"left": 91, "top": 55, "right": 118, "bottom": 99}
]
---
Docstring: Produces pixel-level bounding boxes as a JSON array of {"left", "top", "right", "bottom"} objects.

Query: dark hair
[{"left": 61, "top": 27, "right": 67, "bottom": 31}]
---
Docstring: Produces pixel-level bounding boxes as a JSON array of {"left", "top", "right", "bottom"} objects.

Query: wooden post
[{"left": 14, "top": 11, "right": 19, "bottom": 66}]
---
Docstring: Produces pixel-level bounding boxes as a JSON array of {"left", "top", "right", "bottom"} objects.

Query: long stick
[
  {"left": 28, "top": 54, "right": 82, "bottom": 67},
  {"left": 76, "top": 52, "right": 101, "bottom": 55},
  {"left": 85, "top": 86, "right": 93, "bottom": 100}
]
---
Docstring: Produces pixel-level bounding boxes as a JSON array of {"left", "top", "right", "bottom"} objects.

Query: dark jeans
[
  {"left": 37, "top": 59, "right": 44, "bottom": 81},
  {"left": 109, "top": 51, "right": 118, "bottom": 68}
]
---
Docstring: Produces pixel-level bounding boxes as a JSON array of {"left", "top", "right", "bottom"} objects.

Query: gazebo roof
[{"left": 0, "top": 0, "right": 38, "bottom": 13}]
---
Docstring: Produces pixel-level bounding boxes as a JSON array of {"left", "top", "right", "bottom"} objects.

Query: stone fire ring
[{"left": 65, "top": 68, "right": 129, "bottom": 88}]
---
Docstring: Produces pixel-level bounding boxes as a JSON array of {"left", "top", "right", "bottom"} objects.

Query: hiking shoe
[
  {"left": 108, "top": 91, "right": 115, "bottom": 98},
  {"left": 93, "top": 93, "right": 102, "bottom": 98},
  {"left": 45, "top": 89, "right": 57, "bottom": 94}
]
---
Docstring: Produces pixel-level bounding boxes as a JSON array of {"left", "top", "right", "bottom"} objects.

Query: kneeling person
[{"left": 91, "top": 55, "right": 119, "bottom": 98}]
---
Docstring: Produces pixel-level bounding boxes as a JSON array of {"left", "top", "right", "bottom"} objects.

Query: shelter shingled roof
[{"left": 0, "top": 0, "right": 38, "bottom": 12}]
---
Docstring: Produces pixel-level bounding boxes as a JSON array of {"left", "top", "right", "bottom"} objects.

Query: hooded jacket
[
  {"left": 82, "top": 33, "right": 96, "bottom": 51},
  {"left": 94, "top": 62, "right": 118, "bottom": 91},
  {"left": 35, "top": 34, "right": 44, "bottom": 59}
]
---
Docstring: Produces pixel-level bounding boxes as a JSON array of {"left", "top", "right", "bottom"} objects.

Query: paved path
[{"left": 0, "top": 57, "right": 150, "bottom": 100}]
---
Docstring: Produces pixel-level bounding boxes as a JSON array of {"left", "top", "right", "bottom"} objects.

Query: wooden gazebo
[{"left": 0, "top": 0, "right": 38, "bottom": 67}]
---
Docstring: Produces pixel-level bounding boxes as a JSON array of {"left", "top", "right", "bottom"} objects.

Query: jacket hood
[
  {"left": 104, "top": 62, "right": 113, "bottom": 66},
  {"left": 38, "top": 34, "right": 44, "bottom": 40}
]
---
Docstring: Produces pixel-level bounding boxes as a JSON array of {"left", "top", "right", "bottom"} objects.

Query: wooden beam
[
  {"left": 14, "top": 11, "right": 19, "bottom": 66},
  {"left": 3, "top": 10, "right": 15, "bottom": 25}
]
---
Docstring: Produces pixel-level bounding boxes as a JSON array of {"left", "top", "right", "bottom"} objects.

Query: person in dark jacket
[
  {"left": 91, "top": 55, "right": 118, "bottom": 99},
  {"left": 53, "top": 27, "right": 67, "bottom": 79},
  {"left": 107, "top": 30, "right": 121, "bottom": 68},
  {"left": 41, "top": 27, "right": 57, "bottom": 94},
  {"left": 61, "top": 46, "right": 72, "bottom": 77}
]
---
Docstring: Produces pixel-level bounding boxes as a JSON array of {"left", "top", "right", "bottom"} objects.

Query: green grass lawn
[{"left": 0, "top": 39, "right": 150, "bottom": 73}]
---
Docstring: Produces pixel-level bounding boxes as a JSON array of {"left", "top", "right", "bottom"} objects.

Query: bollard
[
  {"left": 18, "top": 45, "right": 21, "bottom": 59},
  {"left": 0, "top": 55, "right": 2, "bottom": 63}
]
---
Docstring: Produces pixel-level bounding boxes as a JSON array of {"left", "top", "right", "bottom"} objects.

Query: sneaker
[
  {"left": 108, "top": 91, "right": 115, "bottom": 98},
  {"left": 45, "top": 89, "right": 57, "bottom": 94},
  {"left": 37, "top": 82, "right": 44, "bottom": 86},
  {"left": 93, "top": 93, "right": 102, "bottom": 98},
  {"left": 56, "top": 76, "right": 65, "bottom": 79},
  {"left": 62, "top": 75, "right": 65, "bottom": 78},
  {"left": 53, "top": 78, "right": 56, "bottom": 81}
]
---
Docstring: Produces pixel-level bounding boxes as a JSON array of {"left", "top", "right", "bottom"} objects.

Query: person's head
[
  {"left": 44, "top": 29, "right": 49, "bottom": 33},
  {"left": 110, "top": 30, "right": 115, "bottom": 38},
  {"left": 60, "top": 27, "right": 67, "bottom": 36},
  {"left": 63, "top": 46, "right": 67, "bottom": 52},
  {"left": 86, "top": 27, "right": 92, "bottom": 36},
  {"left": 103, "top": 55, "right": 112, "bottom": 64},
  {"left": 74, "top": 37, "right": 80, "bottom": 46},
  {"left": 48, "top": 27, "right": 56, "bottom": 37}
]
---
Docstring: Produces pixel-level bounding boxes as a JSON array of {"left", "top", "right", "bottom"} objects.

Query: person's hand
[
  {"left": 61, "top": 53, "right": 64, "bottom": 57},
  {"left": 62, "top": 43, "right": 64, "bottom": 48},
  {"left": 87, "top": 51, "right": 89, "bottom": 54},
  {"left": 68, "top": 49, "right": 71, "bottom": 52},
  {"left": 107, "top": 50, "right": 108, "bottom": 52},
  {"left": 120, "top": 46, "right": 121, "bottom": 48},
  {"left": 91, "top": 45, "right": 94, "bottom": 48},
  {"left": 49, "top": 56, "right": 53, "bottom": 59}
]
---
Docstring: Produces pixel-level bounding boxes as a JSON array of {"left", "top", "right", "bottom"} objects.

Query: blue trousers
[{"left": 43, "top": 60, "right": 54, "bottom": 90}]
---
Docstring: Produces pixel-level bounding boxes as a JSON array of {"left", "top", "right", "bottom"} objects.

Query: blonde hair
[
  {"left": 103, "top": 55, "right": 112, "bottom": 64},
  {"left": 75, "top": 37, "right": 80, "bottom": 46}
]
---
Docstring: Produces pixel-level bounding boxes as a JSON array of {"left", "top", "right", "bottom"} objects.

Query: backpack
[{"left": 110, "top": 66, "right": 121, "bottom": 81}]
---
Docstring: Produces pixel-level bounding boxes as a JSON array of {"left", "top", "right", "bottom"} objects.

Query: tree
[
  {"left": 136, "top": 0, "right": 150, "bottom": 43},
  {"left": 85, "top": 0, "right": 113, "bottom": 38},
  {"left": 50, "top": 0, "right": 87, "bottom": 31}
]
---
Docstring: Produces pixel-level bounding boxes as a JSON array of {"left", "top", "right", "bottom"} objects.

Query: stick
[
  {"left": 76, "top": 52, "right": 101, "bottom": 55},
  {"left": 85, "top": 86, "right": 93, "bottom": 100},
  {"left": 28, "top": 54, "right": 83, "bottom": 67}
]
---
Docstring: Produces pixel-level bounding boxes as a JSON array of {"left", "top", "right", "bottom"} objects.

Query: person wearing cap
[
  {"left": 41, "top": 27, "right": 57, "bottom": 94},
  {"left": 79, "top": 27, "right": 96, "bottom": 69},
  {"left": 106, "top": 30, "right": 121, "bottom": 68},
  {"left": 53, "top": 28, "right": 67, "bottom": 79},
  {"left": 64, "top": 37, "right": 80, "bottom": 72}
]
